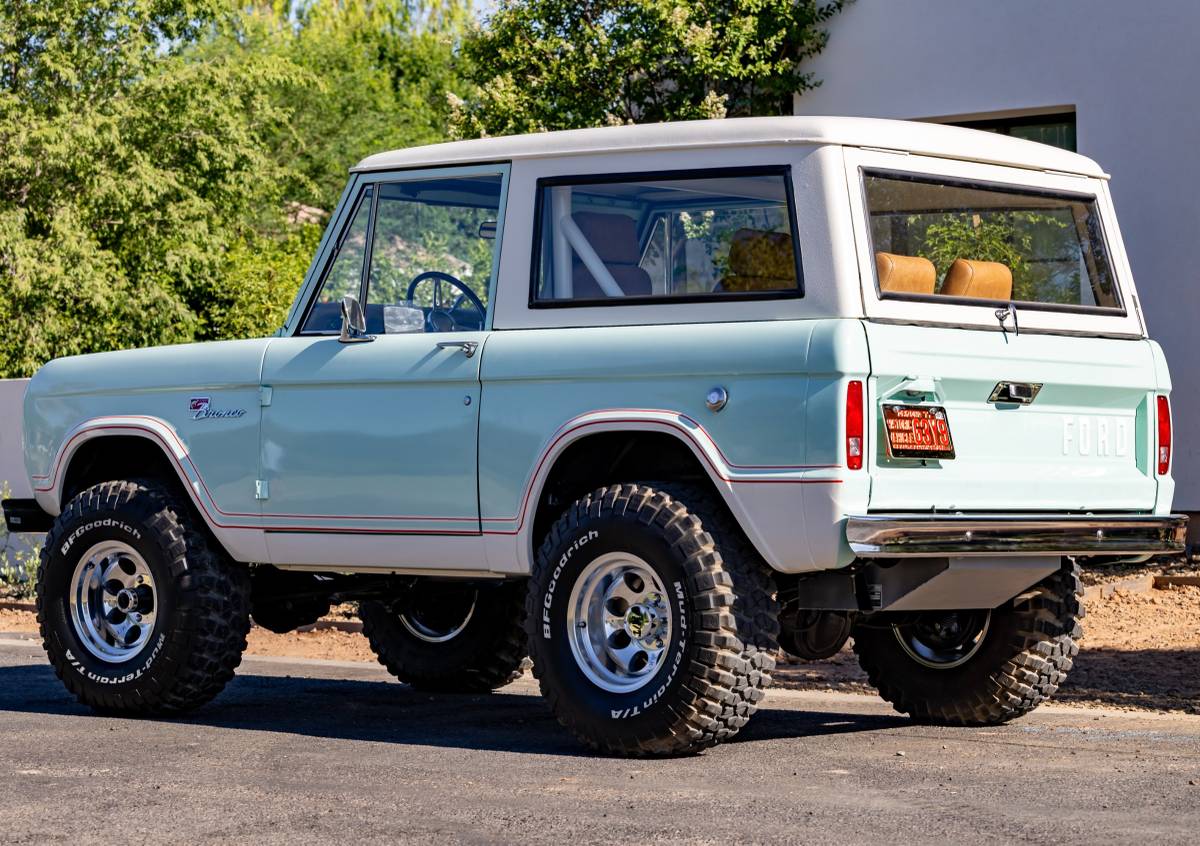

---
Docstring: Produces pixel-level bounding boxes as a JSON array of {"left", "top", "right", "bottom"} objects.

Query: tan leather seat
[
  {"left": 875, "top": 252, "right": 935, "bottom": 294},
  {"left": 716, "top": 229, "right": 797, "bottom": 292},
  {"left": 940, "top": 258, "right": 1012, "bottom": 301}
]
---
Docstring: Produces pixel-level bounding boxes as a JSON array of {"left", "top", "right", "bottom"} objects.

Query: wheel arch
[
  {"left": 515, "top": 412, "right": 776, "bottom": 572},
  {"left": 31, "top": 418, "right": 240, "bottom": 559}
]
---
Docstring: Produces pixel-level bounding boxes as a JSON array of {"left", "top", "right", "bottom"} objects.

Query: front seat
[
  {"left": 570, "top": 212, "right": 653, "bottom": 299},
  {"left": 875, "top": 252, "right": 936, "bottom": 294},
  {"left": 940, "top": 258, "right": 1013, "bottom": 300}
]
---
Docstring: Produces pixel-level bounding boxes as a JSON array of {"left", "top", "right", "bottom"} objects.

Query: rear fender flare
[{"left": 501, "top": 409, "right": 840, "bottom": 574}]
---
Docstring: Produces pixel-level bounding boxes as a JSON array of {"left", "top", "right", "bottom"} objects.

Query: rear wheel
[
  {"left": 852, "top": 560, "right": 1083, "bottom": 724},
  {"left": 36, "top": 480, "right": 250, "bottom": 714},
  {"left": 527, "top": 483, "right": 775, "bottom": 756},
  {"left": 359, "top": 579, "right": 526, "bottom": 692}
]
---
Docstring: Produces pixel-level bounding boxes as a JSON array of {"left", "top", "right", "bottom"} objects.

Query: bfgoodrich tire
[
  {"left": 527, "top": 484, "right": 769, "bottom": 757},
  {"left": 36, "top": 480, "right": 250, "bottom": 714},
  {"left": 852, "top": 560, "right": 1084, "bottom": 725},
  {"left": 359, "top": 579, "right": 526, "bottom": 692}
]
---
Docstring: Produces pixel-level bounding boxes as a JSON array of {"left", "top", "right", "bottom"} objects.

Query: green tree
[
  {"left": 0, "top": 0, "right": 306, "bottom": 375},
  {"left": 452, "top": 0, "right": 848, "bottom": 137},
  {"left": 219, "top": 0, "right": 472, "bottom": 211},
  {"left": 203, "top": 222, "right": 325, "bottom": 341}
]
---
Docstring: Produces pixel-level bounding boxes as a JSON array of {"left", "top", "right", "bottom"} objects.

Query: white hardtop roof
[{"left": 353, "top": 116, "right": 1106, "bottom": 178}]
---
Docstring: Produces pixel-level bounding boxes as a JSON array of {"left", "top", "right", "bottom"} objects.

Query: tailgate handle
[{"left": 989, "top": 381, "right": 1042, "bottom": 405}]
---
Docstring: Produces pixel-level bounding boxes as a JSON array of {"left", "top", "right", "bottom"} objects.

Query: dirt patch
[
  {"left": 0, "top": 608, "right": 377, "bottom": 663},
  {"left": 0, "top": 609, "right": 36, "bottom": 634},
  {"left": 245, "top": 625, "right": 376, "bottom": 663}
]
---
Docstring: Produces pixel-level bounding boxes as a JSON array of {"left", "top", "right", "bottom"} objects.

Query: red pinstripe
[{"left": 34, "top": 411, "right": 842, "bottom": 537}]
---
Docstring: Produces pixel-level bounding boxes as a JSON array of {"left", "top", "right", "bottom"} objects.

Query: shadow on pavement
[
  {"left": 0, "top": 661, "right": 906, "bottom": 756},
  {"left": 774, "top": 644, "right": 1200, "bottom": 716}
]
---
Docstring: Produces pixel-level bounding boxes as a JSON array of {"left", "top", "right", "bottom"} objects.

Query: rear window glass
[
  {"left": 532, "top": 169, "right": 802, "bottom": 305},
  {"left": 863, "top": 171, "right": 1121, "bottom": 311}
]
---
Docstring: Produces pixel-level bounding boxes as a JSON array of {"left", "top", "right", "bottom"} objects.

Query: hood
[{"left": 28, "top": 338, "right": 273, "bottom": 399}]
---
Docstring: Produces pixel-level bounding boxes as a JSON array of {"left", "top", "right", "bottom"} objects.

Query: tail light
[
  {"left": 1157, "top": 394, "right": 1172, "bottom": 475},
  {"left": 846, "top": 380, "right": 864, "bottom": 470}
]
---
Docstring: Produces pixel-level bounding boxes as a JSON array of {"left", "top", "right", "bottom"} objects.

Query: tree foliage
[
  {"left": 452, "top": 0, "right": 847, "bottom": 137},
  {"left": 0, "top": 0, "right": 472, "bottom": 375},
  {"left": 217, "top": 1, "right": 469, "bottom": 211},
  {"left": 0, "top": 0, "right": 304, "bottom": 374}
]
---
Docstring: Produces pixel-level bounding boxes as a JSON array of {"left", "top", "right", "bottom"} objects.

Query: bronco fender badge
[{"left": 188, "top": 397, "right": 247, "bottom": 420}]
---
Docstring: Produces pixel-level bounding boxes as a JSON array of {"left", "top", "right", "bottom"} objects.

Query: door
[{"left": 259, "top": 166, "right": 508, "bottom": 565}]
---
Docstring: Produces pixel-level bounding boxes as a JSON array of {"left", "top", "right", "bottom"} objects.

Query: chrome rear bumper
[{"left": 846, "top": 513, "right": 1188, "bottom": 558}]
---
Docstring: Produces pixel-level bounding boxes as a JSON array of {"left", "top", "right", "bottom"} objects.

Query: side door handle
[{"left": 436, "top": 340, "right": 478, "bottom": 358}]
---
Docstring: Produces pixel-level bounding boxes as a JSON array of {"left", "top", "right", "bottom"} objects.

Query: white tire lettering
[
  {"left": 609, "top": 580, "right": 688, "bottom": 719},
  {"left": 541, "top": 530, "right": 599, "bottom": 640},
  {"left": 61, "top": 518, "right": 142, "bottom": 556}
]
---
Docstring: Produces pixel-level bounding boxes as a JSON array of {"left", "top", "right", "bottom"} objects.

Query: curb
[
  {"left": 1082, "top": 574, "right": 1155, "bottom": 601},
  {"left": 295, "top": 619, "right": 363, "bottom": 634},
  {"left": 1153, "top": 575, "right": 1200, "bottom": 589}
]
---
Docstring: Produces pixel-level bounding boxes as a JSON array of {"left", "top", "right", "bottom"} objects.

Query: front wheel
[
  {"left": 36, "top": 480, "right": 250, "bottom": 714},
  {"left": 527, "top": 484, "right": 771, "bottom": 757},
  {"left": 852, "top": 560, "right": 1084, "bottom": 725}
]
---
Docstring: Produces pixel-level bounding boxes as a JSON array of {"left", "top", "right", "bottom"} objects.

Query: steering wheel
[{"left": 405, "top": 271, "right": 485, "bottom": 332}]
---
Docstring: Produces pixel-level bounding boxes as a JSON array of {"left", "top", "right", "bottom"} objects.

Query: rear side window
[
  {"left": 531, "top": 168, "right": 803, "bottom": 305},
  {"left": 864, "top": 170, "right": 1121, "bottom": 312}
]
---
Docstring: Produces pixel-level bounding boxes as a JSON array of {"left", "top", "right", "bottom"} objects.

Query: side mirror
[{"left": 339, "top": 295, "right": 373, "bottom": 343}]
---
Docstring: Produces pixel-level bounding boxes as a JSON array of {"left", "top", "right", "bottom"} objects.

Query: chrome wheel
[
  {"left": 893, "top": 609, "right": 991, "bottom": 670},
  {"left": 567, "top": 552, "right": 673, "bottom": 694},
  {"left": 68, "top": 541, "right": 158, "bottom": 663},
  {"left": 398, "top": 584, "right": 478, "bottom": 643}
]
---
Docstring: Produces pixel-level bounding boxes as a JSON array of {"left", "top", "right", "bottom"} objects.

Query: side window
[
  {"left": 532, "top": 168, "right": 802, "bottom": 305},
  {"left": 301, "top": 172, "right": 504, "bottom": 335},
  {"left": 301, "top": 186, "right": 373, "bottom": 333},
  {"left": 365, "top": 173, "right": 503, "bottom": 333}
]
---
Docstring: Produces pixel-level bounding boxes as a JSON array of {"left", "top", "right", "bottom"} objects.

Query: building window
[{"left": 950, "top": 112, "right": 1076, "bottom": 152}]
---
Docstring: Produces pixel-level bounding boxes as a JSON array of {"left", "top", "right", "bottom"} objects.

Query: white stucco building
[{"left": 795, "top": 0, "right": 1200, "bottom": 520}]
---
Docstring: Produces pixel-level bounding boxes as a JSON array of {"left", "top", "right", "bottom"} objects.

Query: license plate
[{"left": 882, "top": 404, "right": 955, "bottom": 459}]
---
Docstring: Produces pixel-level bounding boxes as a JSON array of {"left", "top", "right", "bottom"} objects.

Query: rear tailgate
[{"left": 865, "top": 322, "right": 1160, "bottom": 512}]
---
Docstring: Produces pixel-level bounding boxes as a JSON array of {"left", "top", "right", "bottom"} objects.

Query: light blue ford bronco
[{"left": 3, "top": 117, "right": 1186, "bottom": 756}]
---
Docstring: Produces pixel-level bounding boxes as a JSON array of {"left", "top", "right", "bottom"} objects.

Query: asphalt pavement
[{"left": 1, "top": 633, "right": 1198, "bottom": 845}]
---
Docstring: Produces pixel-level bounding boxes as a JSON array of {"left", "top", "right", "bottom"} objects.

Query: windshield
[{"left": 863, "top": 170, "right": 1122, "bottom": 313}]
